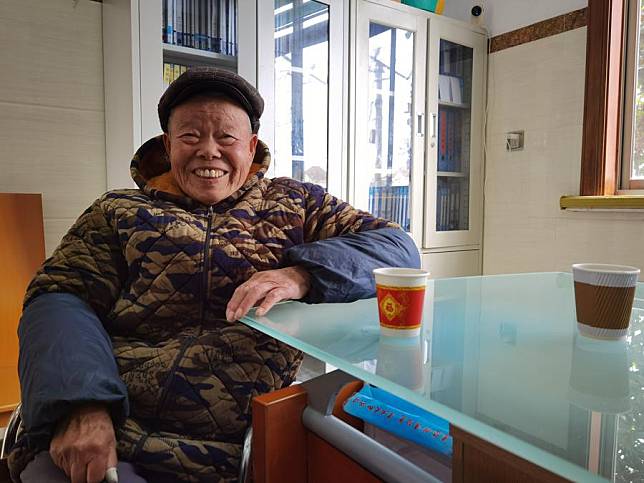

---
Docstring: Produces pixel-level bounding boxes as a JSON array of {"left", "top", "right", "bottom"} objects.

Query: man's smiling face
[{"left": 163, "top": 95, "right": 258, "bottom": 206}]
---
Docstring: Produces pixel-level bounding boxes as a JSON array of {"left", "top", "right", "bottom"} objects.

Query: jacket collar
[{"left": 129, "top": 135, "right": 271, "bottom": 209}]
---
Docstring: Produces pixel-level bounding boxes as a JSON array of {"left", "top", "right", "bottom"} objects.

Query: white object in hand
[{"left": 105, "top": 467, "right": 119, "bottom": 483}]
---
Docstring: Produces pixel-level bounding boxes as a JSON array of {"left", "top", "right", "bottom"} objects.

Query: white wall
[
  {"left": 0, "top": 0, "right": 106, "bottom": 255},
  {"left": 442, "top": 0, "right": 588, "bottom": 36},
  {"left": 483, "top": 27, "right": 644, "bottom": 277}
]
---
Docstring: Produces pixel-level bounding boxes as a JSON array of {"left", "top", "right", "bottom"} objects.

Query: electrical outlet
[{"left": 506, "top": 130, "right": 524, "bottom": 151}]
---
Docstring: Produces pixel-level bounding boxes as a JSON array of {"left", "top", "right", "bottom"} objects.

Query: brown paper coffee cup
[{"left": 572, "top": 264, "right": 640, "bottom": 339}]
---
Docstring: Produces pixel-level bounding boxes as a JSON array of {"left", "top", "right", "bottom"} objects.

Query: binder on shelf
[
  {"left": 166, "top": 0, "right": 174, "bottom": 45},
  {"left": 175, "top": 0, "right": 184, "bottom": 45},
  {"left": 438, "top": 109, "right": 447, "bottom": 171},
  {"left": 206, "top": 0, "right": 212, "bottom": 51},
  {"left": 447, "top": 110, "right": 455, "bottom": 172},
  {"left": 449, "top": 76, "right": 462, "bottom": 105},
  {"left": 438, "top": 75, "right": 450, "bottom": 102},
  {"left": 218, "top": 0, "right": 225, "bottom": 54},
  {"left": 163, "top": 63, "right": 172, "bottom": 89}
]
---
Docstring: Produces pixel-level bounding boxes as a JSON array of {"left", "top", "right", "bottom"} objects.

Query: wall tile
[{"left": 483, "top": 27, "right": 644, "bottom": 278}]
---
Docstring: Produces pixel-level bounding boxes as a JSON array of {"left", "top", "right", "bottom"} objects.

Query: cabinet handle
[
  {"left": 417, "top": 113, "right": 424, "bottom": 136},
  {"left": 429, "top": 113, "right": 437, "bottom": 147},
  {"left": 430, "top": 112, "right": 437, "bottom": 139}
]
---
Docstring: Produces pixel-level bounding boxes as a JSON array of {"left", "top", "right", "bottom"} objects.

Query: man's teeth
[{"left": 195, "top": 168, "right": 225, "bottom": 178}]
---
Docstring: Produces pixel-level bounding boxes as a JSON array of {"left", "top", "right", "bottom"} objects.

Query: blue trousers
[{"left": 20, "top": 451, "right": 147, "bottom": 483}]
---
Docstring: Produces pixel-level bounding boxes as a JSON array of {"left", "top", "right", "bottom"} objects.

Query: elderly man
[{"left": 9, "top": 68, "right": 420, "bottom": 483}]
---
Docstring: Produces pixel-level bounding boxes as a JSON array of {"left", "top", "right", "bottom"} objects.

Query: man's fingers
[
  {"left": 86, "top": 455, "right": 108, "bottom": 483},
  {"left": 255, "top": 289, "right": 286, "bottom": 317},
  {"left": 70, "top": 460, "right": 87, "bottom": 483},
  {"left": 226, "top": 283, "right": 249, "bottom": 321},
  {"left": 107, "top": 447, "right": 118, "bottom": 469},
  {"left": 234, "top": 283, "right": 273, "bottom": 320},
  {"left": 50, "top": 448, "right": 71, "bottom": 477}
]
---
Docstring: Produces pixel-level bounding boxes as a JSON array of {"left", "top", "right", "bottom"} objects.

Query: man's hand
[
  {"left": 49, "top": 403, "right": 117, "bottom": 483},
  {"left": 226, "top": 266, "right": 311, "bottom": 321}
]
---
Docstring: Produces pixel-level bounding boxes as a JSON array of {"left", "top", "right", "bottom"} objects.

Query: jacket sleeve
[
  {"left": 24, "top": 196, "right": 127, "bottom": 317},
  {"left": 286, "top": 183, "right": 421, "bottom": 303},
  {"left": 18, "top": 293, "right": 129, "bottom": 450},
  {"left": 18, "top": 196, "right": 129, "bottom": 449}
]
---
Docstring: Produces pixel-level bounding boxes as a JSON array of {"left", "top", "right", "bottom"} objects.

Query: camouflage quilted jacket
[{"left": 11, "top": 136, "right": 419, "bottom": 482}]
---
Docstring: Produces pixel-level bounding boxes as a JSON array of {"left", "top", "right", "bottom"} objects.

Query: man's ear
[
  {"left": 248, "top": 134, "right": 258, "bottom": 159},
  {"left": 162, "top": 133, "right": 171, "bottom": 161}
]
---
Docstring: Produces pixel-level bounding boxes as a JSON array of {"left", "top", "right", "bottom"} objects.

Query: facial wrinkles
[{"left": 166, "top": 98, "right": 255, "bottom": 205}]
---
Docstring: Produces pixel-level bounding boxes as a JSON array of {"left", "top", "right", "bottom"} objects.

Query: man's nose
[{"left": 197, "top": 137, "right": 222, "bottom": 160}]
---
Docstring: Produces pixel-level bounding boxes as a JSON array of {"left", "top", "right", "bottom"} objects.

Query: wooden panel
[
  {"left": 580, "top": 0, "right": 624, "bottom": 195},
  {"left": 0, "top": 194, "right": 45, "bottom": 423},
  {"left": 331, "top": 381, "right": 364, "bottom": 431},
  {"left": 450, "top": 426, "right": 569, "bottom": 483},
  {"left": 307, "top": 432, "right": 383, "bottom": 483},
  {"left": 252, "top": 385, "right": 308, "bottom": 483},
  {"left": 0, "top": 0, "right": 103, "bottom": 111}
]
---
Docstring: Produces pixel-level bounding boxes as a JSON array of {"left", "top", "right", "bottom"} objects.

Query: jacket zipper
[
  {"left": 153, "top": 208, "right": 213, "bottom": 426},
  {"left": 200, "top": 206, "right": 214, "bottom": 324}
]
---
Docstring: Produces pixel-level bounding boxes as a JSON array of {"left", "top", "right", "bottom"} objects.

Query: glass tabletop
[{"left": 240, "top": 272, "right": 644, "bottom": 482}]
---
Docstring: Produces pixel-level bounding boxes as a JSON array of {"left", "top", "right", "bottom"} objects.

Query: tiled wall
[
  {"left": 0, "top": 0, "right": 106, "bottom": 255},
  {"left": 483, "top": 27, "right": 644, "bottom": 276}
]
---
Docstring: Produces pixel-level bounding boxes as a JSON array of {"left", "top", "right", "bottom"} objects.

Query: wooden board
[{"left": 0, "top": 193, "right": 45, "bottom": 426}]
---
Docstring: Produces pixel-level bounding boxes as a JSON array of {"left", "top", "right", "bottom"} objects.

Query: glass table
[{"left": 241, "top": 272, "right": 644, "bottom": 482}]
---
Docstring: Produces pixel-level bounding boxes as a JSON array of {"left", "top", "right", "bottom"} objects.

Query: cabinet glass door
[
  {"left": 425, "top": 20, "right": 485, "bottom": 249},
  {"left": 257, "top": 0, "right": 345, "bottom": 197},
  {"left": 354, "top": 2, "right": 426, "bottom": 244},
  {"left": 436, "top": 39, "right": 473, "bottom": 232},
  {"left": 273, "top": 0, "right": 330, "bottom": 187}
]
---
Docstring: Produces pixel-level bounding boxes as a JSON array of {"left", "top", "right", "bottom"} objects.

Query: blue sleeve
[
  {"left": 284, "top": 227, "right": 421, "bottom": 303},
  {"left": 18, "top": 293, "right": 129, "bottom": 449}
]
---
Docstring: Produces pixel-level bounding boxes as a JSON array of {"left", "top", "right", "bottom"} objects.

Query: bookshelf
[{"left": 424, "top": 18, "right": 486, "bottom": 255}]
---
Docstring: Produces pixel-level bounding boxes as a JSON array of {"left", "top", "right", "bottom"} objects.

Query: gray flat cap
[{"left": 158, "top": 67, "right": 264, "bottom": 133}]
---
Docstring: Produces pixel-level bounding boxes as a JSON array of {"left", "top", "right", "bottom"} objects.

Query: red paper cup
[{"left": 373, "top": 268, "right": 429, "bottom": 337}]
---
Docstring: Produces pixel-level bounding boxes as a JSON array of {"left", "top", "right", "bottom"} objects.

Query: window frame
[
  {"left": 620, "top": 0, "right": 644, "bottom": 191},
  {"left": 580, "top": 0, "right": 644, "bottom": 195},
  {"left": 580, "top": 0, "right": 626, "bottom": 196}
]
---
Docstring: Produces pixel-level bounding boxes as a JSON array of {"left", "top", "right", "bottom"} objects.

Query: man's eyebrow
[{"left": 172, "top": 120, "right": 196, "bottom": 131}]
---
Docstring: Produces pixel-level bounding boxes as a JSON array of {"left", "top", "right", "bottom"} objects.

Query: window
[
  {"left": 622, "top": 0, "right": 644, "bottom": 190},
  {"left": 580, "top": 0, "right": 644, "bottom": 196}
]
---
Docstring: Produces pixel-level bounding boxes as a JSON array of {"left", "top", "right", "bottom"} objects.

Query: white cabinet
[
  {"left": 421, "top": 250, "right": 481, "bottom": 279},
  {"left": 352, "top": 0, "right": 486, "bottom": 275},
  {"left": 424, "top": 19, "right": 486, "bottom": 251}
]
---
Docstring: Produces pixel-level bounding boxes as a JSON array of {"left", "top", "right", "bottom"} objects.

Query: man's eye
[{"left": 180, "top": 133, "right": 199, "bottom": 141}]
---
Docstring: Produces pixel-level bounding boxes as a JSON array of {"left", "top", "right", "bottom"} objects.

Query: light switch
[{"left": 506, "top": 130, "right": 525, "bottom": 151}]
